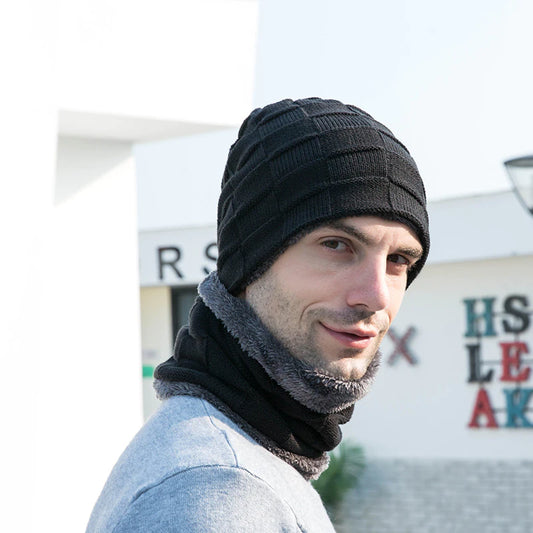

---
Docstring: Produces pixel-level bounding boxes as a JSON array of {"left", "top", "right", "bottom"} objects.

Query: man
[{"left": 87, "top": 97, "right": 429, "bottom": 532}]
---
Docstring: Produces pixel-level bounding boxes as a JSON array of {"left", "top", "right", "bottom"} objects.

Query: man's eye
[
  {"left": 388, "top": 254, "right": 410, "bottom": 266},
  {"left": 322, "top": 239, "right": 349, "bottom": 251}
]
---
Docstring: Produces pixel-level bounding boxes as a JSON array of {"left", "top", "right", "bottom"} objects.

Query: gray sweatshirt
[{"left": 86, "top": 395, "right": 335, "bottom": 532}]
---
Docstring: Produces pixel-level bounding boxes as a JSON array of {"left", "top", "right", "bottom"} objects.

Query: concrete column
[{"left": 35, "top": 138, "right": 144, "bottom": 531}]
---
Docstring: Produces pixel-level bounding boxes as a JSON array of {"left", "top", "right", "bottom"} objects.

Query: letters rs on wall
[{"left": 465, "top": 295, "right": 533, "bottom": 429}]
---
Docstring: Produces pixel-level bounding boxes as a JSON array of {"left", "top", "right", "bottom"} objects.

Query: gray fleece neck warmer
[
  {"left": 155, "top": 271, "right": 380, "bottom": 479},
  {"left": 198, "top": 271, "right": 380, "bottom": 413}
]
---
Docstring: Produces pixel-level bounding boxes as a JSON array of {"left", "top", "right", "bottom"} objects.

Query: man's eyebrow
[
  {"left": 321, "top": 220, "right": 424, "bottom": 260},
  {"left": 323, "top": 220, "right": 374, "bottom": 246},
  {"left": 395, "top": 246, "right": 424, "bottom": 261}
]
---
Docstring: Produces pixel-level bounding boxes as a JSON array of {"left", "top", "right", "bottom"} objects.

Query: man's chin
[{"left": 317, "top": 352, "right": 381, "bottom": 382}]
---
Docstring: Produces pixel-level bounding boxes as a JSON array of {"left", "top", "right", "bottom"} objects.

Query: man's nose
[{"left": 345, "top": 257, "right": 390, "bottom": 312}]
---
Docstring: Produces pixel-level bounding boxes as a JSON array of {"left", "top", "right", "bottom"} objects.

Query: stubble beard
[
  {"left": 282, "top": 307, "right": 387, "bottom": 381},
  {"left": 247, "top": 274, "right": 388, "bottom": 382}
]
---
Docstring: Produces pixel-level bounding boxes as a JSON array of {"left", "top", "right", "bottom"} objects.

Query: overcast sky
[{"left": 136, "top": 0, "right": 533, "bottom": 230}]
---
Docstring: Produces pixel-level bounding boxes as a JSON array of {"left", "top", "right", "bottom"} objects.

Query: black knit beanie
[{"left": 217, "top": 97, "right": 429, "bottom": 294}]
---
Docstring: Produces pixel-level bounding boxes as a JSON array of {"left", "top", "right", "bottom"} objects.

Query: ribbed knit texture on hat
[{"left": 217, "top": 97, "right": 429, "bottom": 294}]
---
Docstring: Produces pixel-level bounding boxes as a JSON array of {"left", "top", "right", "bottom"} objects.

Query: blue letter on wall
[
  {"left": 464, "top": 298, "right": 497, "bottom": 337},
  {"left": 504, "top": 388, "right": 533, "bottom": 428}
]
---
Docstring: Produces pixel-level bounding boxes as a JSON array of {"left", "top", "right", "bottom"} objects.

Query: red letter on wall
[
  {"left": 500, "top": 342, "right": 530, "bottom": 382},
  {"left": 468, "top": 388, "right": 498, "bottom": 428}
]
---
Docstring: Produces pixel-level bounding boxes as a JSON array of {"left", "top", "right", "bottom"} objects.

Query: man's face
[{"left": 244, "top": 216, "right": 423, "bottom": 381}]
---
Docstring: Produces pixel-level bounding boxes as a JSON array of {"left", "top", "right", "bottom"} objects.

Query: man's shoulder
[
  {"left": 93, "top": 395, "right": 262, "bottom": 503},
  {"left": 135, "top": 395, "right": 316, "bottom": 493},
  {"left": 137, "top": 395, "right": 250, "bottom": 471},
  {"left": 87, "top": 396, "right": 332, "bottom": 533},
  {"left": 108, "top": 462, "right": 304, "bottom": 532}
]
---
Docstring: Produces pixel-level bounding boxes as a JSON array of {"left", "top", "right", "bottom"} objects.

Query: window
[{"left": 171, "top": 286, "right": 198, "bottom": 340}]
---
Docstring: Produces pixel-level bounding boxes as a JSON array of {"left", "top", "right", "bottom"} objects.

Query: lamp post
[{"left": 503, "top": 156, "right": 533, "bottom": 216}]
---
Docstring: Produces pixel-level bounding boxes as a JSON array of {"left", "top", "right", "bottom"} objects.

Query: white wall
[
  {"left": 253, "top": 0, "right": 533, "bottom": 201},
  {"left": 34, "top": 138, "right": 143, "bottom": 530},
  {"left": 428, "top": 191, "right": 533, "bottom": 264},
  {"left": 0, "top": 1, "right": 258, "bottom": 531},
  {"left": 0, "top": 5, "right": 57, "bottom": 532},
  {"left": 347, "top": 254, "right": 533, "bottom": 460},
  {"left": 54, "top": 0, "right": 259, "bottom": 138}
]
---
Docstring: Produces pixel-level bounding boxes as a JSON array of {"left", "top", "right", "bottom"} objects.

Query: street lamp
[{"left": 503, "top": 156, "right": 533, "bottom": 216}]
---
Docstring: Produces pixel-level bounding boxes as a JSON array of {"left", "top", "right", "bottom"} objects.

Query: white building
[{"left": 2, "top": 2, "right": 258, "bottom": 532}]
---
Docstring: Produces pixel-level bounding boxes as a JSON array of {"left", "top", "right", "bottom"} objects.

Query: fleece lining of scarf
[
  {"left": 154, "top": 271, "right": 380, "bottom": 480},
  {"left": 198, "top": 272, "right": 380, "bottom": 413}
]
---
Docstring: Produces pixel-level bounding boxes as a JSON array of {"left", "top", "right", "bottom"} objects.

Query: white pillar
[
  {"left": 0, "top": 4, "right": 57, "bottom": 532},
  {"left": 0, "top": 1, "right": 258, "bottom": 530},
  {"left": 35, "top": 138, "right": 144, "bottom": 531}
]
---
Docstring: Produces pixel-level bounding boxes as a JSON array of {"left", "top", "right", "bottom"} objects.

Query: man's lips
[{"left": 320, "top": 322, "right": 378, "bottom": 349}]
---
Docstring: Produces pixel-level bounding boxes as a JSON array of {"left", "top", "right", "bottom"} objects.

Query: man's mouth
[{"left": 320, "top": 322, "right": 378, "bottom": 349}]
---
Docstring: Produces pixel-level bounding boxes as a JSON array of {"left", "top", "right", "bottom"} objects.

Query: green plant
[{"left": 312, "top": 441, "right": 365, "bottom": 515}]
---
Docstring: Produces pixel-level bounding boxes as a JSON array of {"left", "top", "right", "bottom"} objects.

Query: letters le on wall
[{"left": 465, "top": 295, "right": 533, "bottom": 429}]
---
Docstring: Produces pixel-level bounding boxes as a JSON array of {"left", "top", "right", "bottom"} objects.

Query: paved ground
[{"left": 332, "top": 458, "right": 533, "bottom": 533}]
